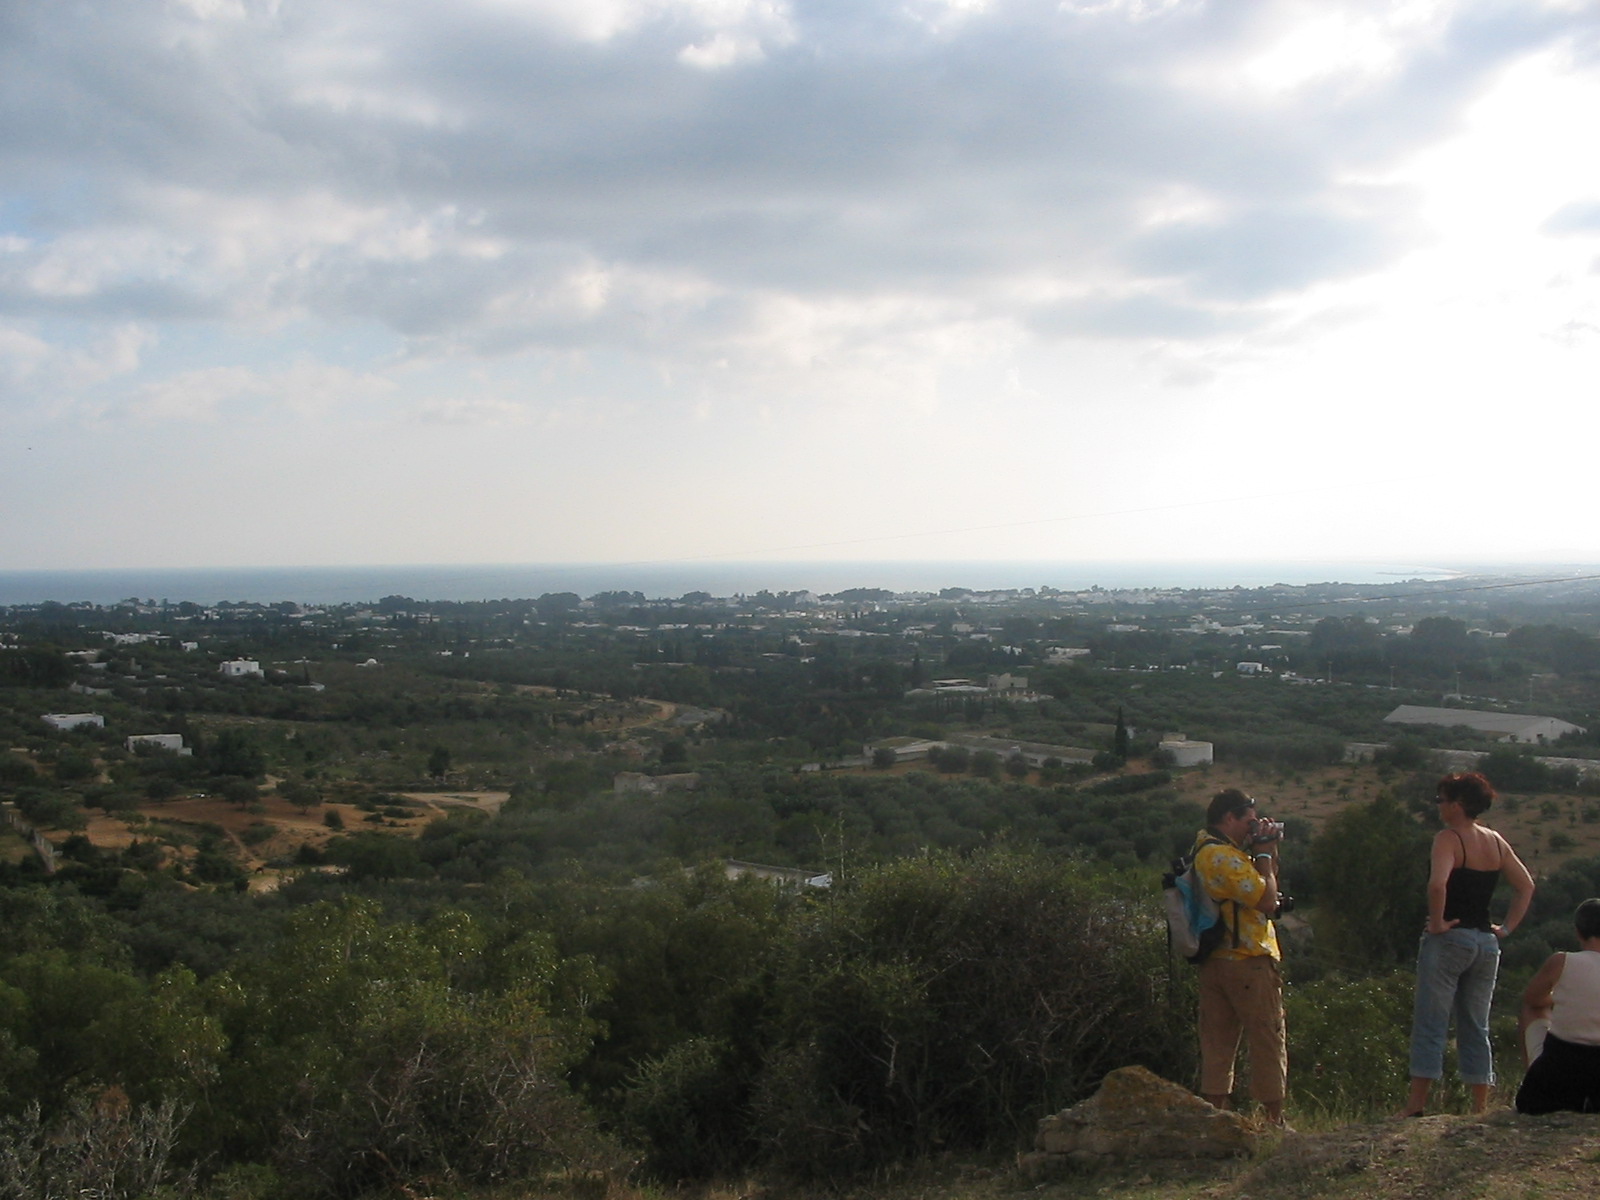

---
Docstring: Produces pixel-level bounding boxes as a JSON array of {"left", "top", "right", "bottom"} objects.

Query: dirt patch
[
  {"left": 903, "top": 1110, "right": 1600, "bottom": 1200},
  {"left": 394, "top": 790, "right": 511, "bottom": 816}
]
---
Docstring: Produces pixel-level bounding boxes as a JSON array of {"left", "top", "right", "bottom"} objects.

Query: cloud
[
  {"left": 1543, "top": 200, "right": 1600, "bottom": 235},
  {"left": 1123, "top": 199, "right": 1413, "bottom": 301},
  {"left": 106, "top": 362, "right": 393, "bottom": 423},
  {"left": 1, "top": 0, "right": 1596, "bottom": 416}
]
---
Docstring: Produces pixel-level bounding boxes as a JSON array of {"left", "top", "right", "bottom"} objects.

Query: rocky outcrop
[{"left": 1023, "top": 1065, "right": 1259, "bottom": 1169}]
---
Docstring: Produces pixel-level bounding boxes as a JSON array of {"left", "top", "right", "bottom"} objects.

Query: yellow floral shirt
[{"left": 1193, "top": 833, "right": 1280, "bottom": 962}]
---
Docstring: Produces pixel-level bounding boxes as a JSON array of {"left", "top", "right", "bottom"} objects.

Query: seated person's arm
[{"left": 1520, "top": 953, "right": 1566, "bottom": 1068}]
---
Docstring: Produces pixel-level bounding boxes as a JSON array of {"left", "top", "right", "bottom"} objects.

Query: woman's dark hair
[
  {"left": 1437, "top": 771, "right": 1496, "bottom": 818},
  {"left": 1206, "top": 788, "right": 1254, "bottom": 828},
  {"left": 1575, "top": 899, "right": 1600, "bottom": 941}
]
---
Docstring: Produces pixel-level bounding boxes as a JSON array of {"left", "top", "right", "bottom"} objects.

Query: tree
[
  {"left": 1479, "top": 749, "right": 1553, "bottom": 794},
  {"left": 534, "top": 592, "right": 582, "bottom": 620},
  {"left": 426, "top": 745, "right": 452, "bottom": 780},
  {"left": 279, "top": 777, "right": 321, "bottom": 812},
  {"left": 0, "top": 754, "right": 37, "bottom": 785},
  {"left": 208, "top": 728, "right": 265, "bottom": 779},
  {"left": 752, "top": 850, "right": 1183, "bottom": 1174},
  {"left": 0, "top": 647, "right": 72, "bottom": 688},
  {"left": 1113, "top": 707, "right": 1130, "bottom": 761},
  {"left": 220, "top": 778, "right": 259, "bottom": 808},
  {"left": 1309, "top": 795, "right": 1430, "bottom": 970},
  {"left": 54, "top": 752, "right": 97, "bottom": 783}
]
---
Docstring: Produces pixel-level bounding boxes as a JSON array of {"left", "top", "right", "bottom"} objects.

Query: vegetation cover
[{"left": 5, "top": 575, "right": 1600, "bottom": 1197}]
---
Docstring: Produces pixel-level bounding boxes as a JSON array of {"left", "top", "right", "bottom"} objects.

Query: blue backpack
[{"left": 1162, "top": 835, "right": 1239, "bottom": 964}]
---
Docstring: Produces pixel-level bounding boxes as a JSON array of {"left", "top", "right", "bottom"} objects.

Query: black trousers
[{"left": 1516, "top": 1031, "right": 1600, "bottom": 1114}]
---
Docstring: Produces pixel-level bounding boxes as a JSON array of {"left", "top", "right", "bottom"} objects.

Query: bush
[
  {"left": 220, "top": 778, "right": 259, "bottom": 807},
  {"left": 750, "top": 849, "right": 1182, "bottom": 1175},
  {"left": 1085, "top": 770, "right": 1172, "bottom": 796},
  {"left": 624, "top": 1037, "right": 751, "bottom": 1179},
  {"left": 1480, "top": 749, "right": 1552, "bottom": 794},
  {"left": 1288, "top": 972, "right": 1415, "bottom": 1118},
  {"left": 224, "top": 900, "right": 611, "bottom": 1198},
  {"left": 0, "top": 1096, "right": 191, "bottom": 1200},
  {"left": 1309, "top": 796, "right": 1430, "bottom": 971},
  {"left": 0, "top": 753, "right": 37, "bottom": 785},
  {"left": 12, "top": 788, "right": 86, "bottom": 831},
  {"left": 53, "top": 753, "right": 97, "bottom": 783}
]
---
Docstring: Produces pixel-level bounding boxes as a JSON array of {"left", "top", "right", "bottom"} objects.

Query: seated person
[{"left": 1517, "top": 898, "right": 1600, "bottom": 1114}]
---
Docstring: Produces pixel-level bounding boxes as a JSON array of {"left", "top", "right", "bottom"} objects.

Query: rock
[{"left": 1030, "top": 1065, "right": 1259, "bottom": 1165}]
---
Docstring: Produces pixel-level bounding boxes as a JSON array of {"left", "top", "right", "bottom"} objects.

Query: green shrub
[
  {"left": 1287, "top": 972, "right": 1414, "bottom": 1118},
  {"left": 624, "top": 1037, "right": 751, "bottom": 1180},
  {"left": 751, "top": 849, "right": 1182, "bottom": 1176}
]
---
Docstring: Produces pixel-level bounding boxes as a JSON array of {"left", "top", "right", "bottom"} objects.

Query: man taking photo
[{"left": 1193, "top": 788, "right": 1289, "bottom": 1127}]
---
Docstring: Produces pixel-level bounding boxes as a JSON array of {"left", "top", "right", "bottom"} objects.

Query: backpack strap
[{"left": 1194, "top": 834, "right": 1244, "bottom": 949}]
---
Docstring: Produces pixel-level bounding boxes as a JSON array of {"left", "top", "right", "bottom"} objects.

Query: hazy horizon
[{"left": 3, "top": 557, "right": 1589, "bottom": 608}]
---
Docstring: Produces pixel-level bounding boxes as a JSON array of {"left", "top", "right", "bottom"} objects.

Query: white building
[
  {"left": 42, "top": 712, "right": 104, "bottom": 732},
  {"left": 723, "top": 860, "right": 831, "bottom": 888},
  {"left": 1382, "top": 705, "right": 1585, "bottom": 744},
  {"left": 1045, "top": 646, "right": 1091, "bottom": 663},
  {"left": 1159, "top": 735, "right": 1215, "bottom": 767},
  {"left": 219, "top": 659, "right": 263, "bottom": 678},
  {"left": 126, "top": 733, "right": 191, "bottom": 755}
]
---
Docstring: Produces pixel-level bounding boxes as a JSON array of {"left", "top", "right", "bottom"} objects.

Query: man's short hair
[
  {"left": 1575, "top": 899, "right": 1600, "bottom": 941},
  {"left": 1206, "top": 788, "right": 1255, "bottom": 828}
]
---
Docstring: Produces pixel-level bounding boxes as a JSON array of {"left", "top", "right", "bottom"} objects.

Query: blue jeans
[{"left": 1409, "top": 928, "right": 1500, "bottom": 1085}]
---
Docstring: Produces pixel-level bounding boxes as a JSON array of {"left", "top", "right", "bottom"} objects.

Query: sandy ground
[{"left": 62, "top": 787, "right": 510, "bottom": 890}]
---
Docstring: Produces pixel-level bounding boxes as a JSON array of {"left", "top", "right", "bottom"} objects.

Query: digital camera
[{"left": 1250, "top": 817, "right": 1286, "bottom": 845}]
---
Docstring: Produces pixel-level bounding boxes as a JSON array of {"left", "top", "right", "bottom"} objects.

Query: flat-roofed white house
[
  {"left": 863, "top": 737, "right": 942, "bottom": 762},
  {"left": 1045, "top": 646, "right": 1091, "bottom": 663},
  {"left": 219, "top": 660, "right": 263, "bottom": 678},
  {"left": 42, "top": 712, "right": 104, "bottom": 732},
  {"left": 1383, "top": 705, "right": 1585, "bottom": 744},
  {"left": 723, "top": 860, "right": 831, "bottom": 889},
  {"left": 126, "top": 733, "right": 191, "bottom": 755},
  {"left": 1159, "top": 734, "right": 1215, "bottom": 767}
]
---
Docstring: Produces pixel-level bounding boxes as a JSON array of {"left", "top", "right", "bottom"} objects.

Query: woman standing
[{"left": 1397, "top": 771, "right": 1535, "bottom": 1117}]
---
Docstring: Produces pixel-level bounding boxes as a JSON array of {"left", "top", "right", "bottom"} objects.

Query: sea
[{"left": 0, "top": 560, "right": 1484, "bottom": 607}]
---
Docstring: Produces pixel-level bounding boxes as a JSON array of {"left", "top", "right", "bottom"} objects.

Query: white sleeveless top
[{"left": 1549, "top": 949, "right": 1600, "bottom": 1046}]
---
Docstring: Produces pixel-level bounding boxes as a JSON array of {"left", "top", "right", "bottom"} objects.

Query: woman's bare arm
[{"left": 1496, "top": 833, "right": 1536, "bottom": 937}]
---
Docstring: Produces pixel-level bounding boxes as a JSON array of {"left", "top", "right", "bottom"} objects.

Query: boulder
[{"left": 1027, "top": 1065, "right": 1259, "bottom": 1167}]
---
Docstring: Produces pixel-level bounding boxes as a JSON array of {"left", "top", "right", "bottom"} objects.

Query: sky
[{"left": 4, "top": 0, "right": 1600, "bottom": 572}]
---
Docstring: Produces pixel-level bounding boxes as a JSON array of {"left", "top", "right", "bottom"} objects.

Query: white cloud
[
  {"left": 6, "top": 0, "right": 1600, "bottom": 568},
  {"left": 110, "top": 362, "right": 392, "bottom": 423}
]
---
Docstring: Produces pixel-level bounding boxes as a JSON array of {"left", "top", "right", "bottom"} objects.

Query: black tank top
[{"left": 1442, "top": 830, "right": 1500, "bottom": 931}]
